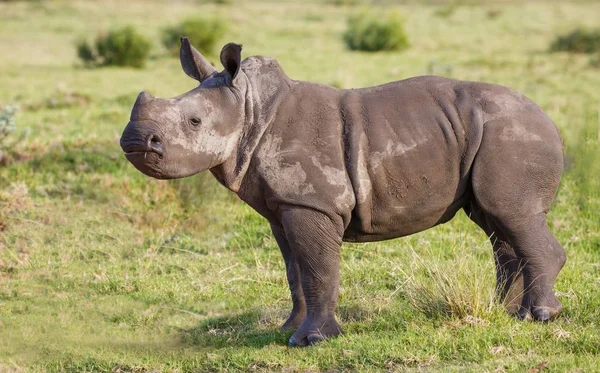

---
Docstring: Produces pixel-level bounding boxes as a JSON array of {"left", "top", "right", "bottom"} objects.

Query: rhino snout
[{"left": 120, "top": 121, "right": 163, "bottom": 157}]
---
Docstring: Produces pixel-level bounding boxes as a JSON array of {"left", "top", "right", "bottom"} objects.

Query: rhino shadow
[
  {"left": 179, "top": 310, "right": 290, "bottom": 348},
  {"left": 178, "top": 303, "right": 406, "bottom": 348}
]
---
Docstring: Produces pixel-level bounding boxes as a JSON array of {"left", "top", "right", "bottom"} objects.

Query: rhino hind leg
[
  {"left": 464, "top": 201, "right": 525, "bottom": 313},
  {"left": 470, "top": 117, "right": 566, "bottom": 321},
  {"left": 494, "top": 214, "right": 565, "bottom": 321}
]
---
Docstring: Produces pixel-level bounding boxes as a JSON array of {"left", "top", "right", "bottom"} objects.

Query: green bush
[
  {"left": 98, "top": 26, "right": 151, "bottom": 67},
  {"left": 591, "top": 54, "right": 600, "bottom": 68},
  {"left": 343, "top": 11, "right": 409, "bottom": 52},
  {"left": 76, "top": 38, "right": 97, "bottom": 65},
  {"left": 433, "top": 6, "right": 456, "bottom": 19},
  {"left": 325, "top": 0, "right": 363, "bottom": 5},
  {"left": 0, "top": 105, "right": 19, "bottom": 163},
  {"left": 162, "top": 17, "right": 227, "bottom": 55},
  {"left": 76, "top": 26, "right": 151, "bottom": 68},
  {"left": 550, "top": 28, "right": 600, "bottom": 54}
]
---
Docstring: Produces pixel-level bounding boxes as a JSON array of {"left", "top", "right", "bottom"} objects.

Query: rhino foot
[
  {"left": 288, "top": 315, "right": 342, "bottom": 347},
  {"left": 516, "top": 292, "right": 563, "bottom": 322},
  {"left": 517, "top": 304, "right": 562, "bottom": 322},
  {"left": 280, "top": 308, "right": 307, "bottom": 332}
]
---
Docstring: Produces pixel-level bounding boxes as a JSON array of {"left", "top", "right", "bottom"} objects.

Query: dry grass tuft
[{"left": 401, "top": 248, "right": 499, "bottom": 320}]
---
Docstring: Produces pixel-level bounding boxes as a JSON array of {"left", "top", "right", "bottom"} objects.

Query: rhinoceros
[{"left": 120, "top": 38, "right": 566, "bottom": 346}]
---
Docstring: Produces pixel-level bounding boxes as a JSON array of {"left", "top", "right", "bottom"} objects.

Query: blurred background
[{"left": 0, "top": 0, "right": 599, "bottom": 371}]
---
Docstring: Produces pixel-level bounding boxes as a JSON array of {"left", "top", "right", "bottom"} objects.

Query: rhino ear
[
  {"left": 220, "top": 43, "right": 242, "bottom": 84},
  {"left": 180, "top": 37, "right": 217, "bottom": 82}
]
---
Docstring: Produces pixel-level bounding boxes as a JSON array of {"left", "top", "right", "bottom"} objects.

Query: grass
[{"left": 1, "top": 0, "right": 599, "bottom": 372}]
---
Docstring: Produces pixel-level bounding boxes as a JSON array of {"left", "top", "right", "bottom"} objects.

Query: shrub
[
  {"left": 325, "top": 0, "right": 363, "bottom": 5},
  {"left": 343, "top": 11, "right": 409, "bottom": 52},
  {"left": 98, "top": 26, "right": 151, "bottom": 67},
  {"left": 76, "top": 26, "right": 151, "bottom": 68},
  {"left": 76, "top": 38, "right": 97, "bottom": 65},
  {"left": 550, "top": 28, "right": 600, "bottom": 54},
  {"left": 0, "top": 105, "right": 19, "bottom": 163},
  {"left": 591, "top": 54, "right": 600, "bottom": 68},
  {"left": 162, "top": 17, "right": 227, "bottom": 56},
  {"left": 433, "top": 6, "right": 456, "bottom": 19}
]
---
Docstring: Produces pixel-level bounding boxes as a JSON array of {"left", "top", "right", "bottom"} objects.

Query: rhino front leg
[
  {"left": 270, "top": 223, "right": 307, "bottom": 332},
  {"left": 279, "top": 206, "right": 343, "bottom": 347}
]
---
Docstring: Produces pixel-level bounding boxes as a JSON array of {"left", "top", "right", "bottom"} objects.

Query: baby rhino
[{"left": 120, "top": 38, "right": 566, "bottom": 346}]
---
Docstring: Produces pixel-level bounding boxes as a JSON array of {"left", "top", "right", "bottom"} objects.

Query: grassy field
[{"left": 1, "top": 0, "right": 599, "bottom": 371}]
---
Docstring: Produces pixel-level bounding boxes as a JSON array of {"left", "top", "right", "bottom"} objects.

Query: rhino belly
[{"left": 343, "top": 142, "right": 469, "bottom": 243}]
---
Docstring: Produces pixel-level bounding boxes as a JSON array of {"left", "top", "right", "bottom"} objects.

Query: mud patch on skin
[
  {"left": 355, "top": 151, "right": 372, "bottom": 204},
  {"left": 479, "top": 88, "right": 528, "bottom": 109},
  {"left": 371, "top": 136, "right": 429, "bottom": 166},
  {"left": 477, "top": 87, "right": 536, "bottom": 123},
  {"left": 310, "top": 156, "right": 354, "bottom": 211},
  {"left": 257, "top": 135, "right": 316, "bottom": 197},
  {"left": 481, "top": 100, "right": 501, "bottom": 114},
  {"left": 500, "top": 124, "right": 543, "bottom": 142}
]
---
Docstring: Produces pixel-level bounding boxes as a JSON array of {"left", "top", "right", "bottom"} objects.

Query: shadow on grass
[
  {"left": 178, "top": 303, "right": 407, "bottom": 349},
  {"left": 179, "top": 310, "right": 290, "bottom": 348}
]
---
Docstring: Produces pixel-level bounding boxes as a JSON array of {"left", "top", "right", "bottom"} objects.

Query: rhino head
[{"left": 120, "top": 38, "right": 246, "bottom": 180}]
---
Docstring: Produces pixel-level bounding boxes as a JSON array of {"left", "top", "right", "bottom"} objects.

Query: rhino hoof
[
  {"left": 288, "top": 333, "right": 326, "bottom": 347},
  {"left": 288, "top": 335, "right": 308, "bottom": 347},
  {"left": 532, "top": 305, "right": 561, "bottom": 322},
  {"left": 517, "top": 305, "right": 561, "bottom": 322},
  {"left": 532, "top": 308, "right": 551, "bottom": 322}
]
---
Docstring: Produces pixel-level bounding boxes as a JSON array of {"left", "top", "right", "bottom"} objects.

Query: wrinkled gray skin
[{"left": 121, "top": 38, "right": 566, "bottom": 347}]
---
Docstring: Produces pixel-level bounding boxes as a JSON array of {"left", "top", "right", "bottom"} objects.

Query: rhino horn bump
[{"left": 135, "top": 91, "right": 154, "bottom": 106}]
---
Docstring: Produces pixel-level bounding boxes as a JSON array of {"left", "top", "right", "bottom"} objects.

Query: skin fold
[{"left": 120, "top": 38, "right": 566, "bottom": 347}]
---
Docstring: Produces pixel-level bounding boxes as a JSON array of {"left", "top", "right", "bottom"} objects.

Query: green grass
[{"left": 1, "top": 0, "right": 599, "bottom": 372}]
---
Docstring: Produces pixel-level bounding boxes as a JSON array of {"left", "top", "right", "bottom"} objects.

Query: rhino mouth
[
  {"left": 121, "top": 139, "right": 164, "bottom": 158},
  {"left": 123, "top": 149, "right": 163, "bottom": 159},
  {"left": 123, "top": 151, "right": 162, "bottom": 160},
  {"left": 123, "top": 150, "right": 167, "bottom": 179}
]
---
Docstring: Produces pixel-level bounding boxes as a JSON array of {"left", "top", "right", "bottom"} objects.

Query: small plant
[
  {"left": 76, "top": 26, "right": 151, "bottom": 68},
  {"left": 343, "top": 10, "right": 409, "bottom": 52},
  {"left": 486, "top": 8, "right": 502, "bottom": 19},
  {"left": 0, "top": 105, "right": 24, "bottom": 164},
  {"left": 590, "top": 53, "right": 600, "bottom": 68},
  {"left": 325, "top": 0, "right": 363, "bottom": 5},
  {"left": 550, "top": 28, "right": 600, "bottom": 54},
  {"left": 433, "top": 5, "right": 456, "bottom": 19},
  {"left": 162, "top": 17, "right": 227, "bottom": 56},
  {"left": 76, "top": 38, "right": 97, "bottom": 65}
]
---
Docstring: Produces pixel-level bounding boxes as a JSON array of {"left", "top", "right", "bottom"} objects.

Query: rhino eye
[{"left": 190, "top": 117, "right": 201, "bottom": 126}]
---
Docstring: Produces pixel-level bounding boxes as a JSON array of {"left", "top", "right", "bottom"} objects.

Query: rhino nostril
[{"left": 148, "top": 134, "right": 164, "bottom": 157}]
